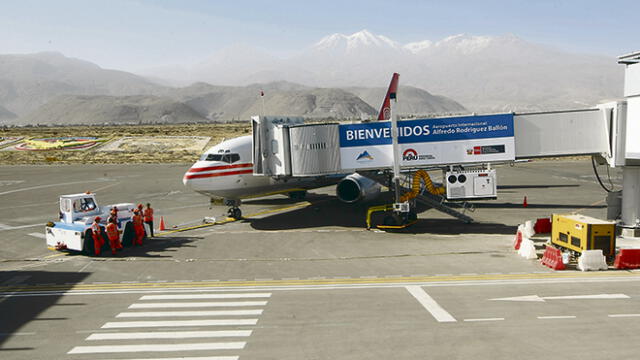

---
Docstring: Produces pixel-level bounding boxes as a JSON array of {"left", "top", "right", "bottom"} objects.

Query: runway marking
[
  {"left": 86, "top": 330, "right": 252, "bottom": 340},
  {"left": 140, "top": 293, "right": 271, "bottom": 300},
  {"left": 406, "top": 285, "right": 457, "bottom": 323},
  {"left": 129, "top": 301, "right": 268, "bottom": 308},
  {"left": 608, "top": 314, "right": 640, "bottom": 318},
  {"left": 463, "top": 318, "right": 504, "bottom": 322},
  {"left": 84, "top": 357, "right": 239, "bottom": 360},
  {"left": 67, "top": 342, "right": 245, "bottom": 354},
  {"left": 537, "top": 316, "right": 576, "bottom": 319},
  {"left": 116, "top": 309, "right": 263, "bottom": 317},
  {"left": 28, "top": 232, "right": 46, "bottom": 239},
  {"left": 102, "top": 319, "right": 259, "bottom": 328},
  {"left": 0, "top": 179, "right": 111, "bottom": 196},
  {"left": 5, "top": 272, "right": 640, "bottom": 297},
  {"left": 0, "top": 223, "right": 45, "bottom": 231}
]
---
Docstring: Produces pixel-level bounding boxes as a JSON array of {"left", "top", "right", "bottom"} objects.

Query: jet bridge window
[{"left": 201, "top": 153, "right": 240, "bottom": 163}]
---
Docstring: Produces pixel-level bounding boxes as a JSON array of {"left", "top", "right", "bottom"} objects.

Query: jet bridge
[{"left": 252, "top": 51, "right": 640, "bottom": 230}]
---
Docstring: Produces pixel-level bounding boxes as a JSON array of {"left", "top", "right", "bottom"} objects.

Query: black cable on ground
[{"left": 592, "top": 156, "right": 614, "bottom": 193}]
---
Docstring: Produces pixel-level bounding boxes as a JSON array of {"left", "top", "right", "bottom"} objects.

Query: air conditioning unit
[{"left": 445, "top": 169, "right": 497, "bottom": 200}]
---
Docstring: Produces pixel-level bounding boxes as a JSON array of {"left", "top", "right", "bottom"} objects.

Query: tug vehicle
[{"left": 45, "top": 193, "right": 136, "bottom": 255}]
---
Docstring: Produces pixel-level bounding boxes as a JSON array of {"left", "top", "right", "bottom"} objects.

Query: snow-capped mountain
[
  {"left": 312, "top": 30, "right": 400, "bottom": 53},
  {"left": 145, "top": 30, "right": 623, "bottom": 112}
]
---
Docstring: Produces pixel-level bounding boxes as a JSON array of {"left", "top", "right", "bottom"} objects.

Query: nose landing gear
[
  {"left": 223, "top": 198, "right": 243, "bottom": 220},
  {"left": 227, "top": 207, "right": 242, "bottom": 220}
]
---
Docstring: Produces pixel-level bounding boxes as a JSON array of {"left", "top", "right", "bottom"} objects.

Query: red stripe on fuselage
[
  {"left": 187, "top": 163, "right": 252, "bottom": 173},
  {"left": 184, "top": 169, "right": 254, "bottom": 180}
]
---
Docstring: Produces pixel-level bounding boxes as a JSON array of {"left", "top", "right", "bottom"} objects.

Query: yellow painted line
[
  {"left": 156, "top": 201, "right": 313, "bottom": 236},
  {"left": 2, "top": 271, "right": 640, "bottom": 293},
  {"left": 42, "top": 252, "right": 68, "bottom": 259}
]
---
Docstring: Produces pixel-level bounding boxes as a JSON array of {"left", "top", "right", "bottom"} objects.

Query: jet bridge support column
[
  {"left": 622, "top": 168, "right": 640, "bottom": 228},
  {"left": 618, "top": 51, "right": 640, "bottom": 233}
]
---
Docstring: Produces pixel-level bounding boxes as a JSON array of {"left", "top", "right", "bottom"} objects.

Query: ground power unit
[
  {"left": 445, "top": 169, "right": 497, "bottom": 200},
  {"left": 551, "top": 214, "right": 616, "bottom": 256}
]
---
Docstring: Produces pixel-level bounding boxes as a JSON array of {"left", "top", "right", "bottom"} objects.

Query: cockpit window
[{"left": 200, "top": 153, "right": 240, "bottom": 163}]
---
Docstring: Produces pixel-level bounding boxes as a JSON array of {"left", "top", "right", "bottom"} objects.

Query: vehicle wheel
[
  {"left": 228, "top": 207, "right": 242, "bottom": 220},
  {"left": 82, "top": 230, "right": 95, "bottom": 256},
  {"left": 122, "top": 222, "right": 134, "bottom": 247},
  {"left": 100, "top": 228, "right": 110, "bottom": 251}
]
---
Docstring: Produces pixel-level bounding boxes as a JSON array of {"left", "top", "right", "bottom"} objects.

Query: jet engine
[{"left": 336, "top": 173, "right": 381, "bottom": 203}]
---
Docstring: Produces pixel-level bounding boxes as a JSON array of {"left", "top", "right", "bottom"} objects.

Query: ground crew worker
[
  {"left": 132, "top": 208, "right": 144, "bottom": 246},
  {"left": 137, "top": 203, "right": 146, "bottom": 238},
  {"left": 90, "top": 217, "right": 104, "bottom": 256},
  {"left": 143, "top": 203, "right": 154, "bottom": 238},
  {"left": 106, "top": 217, "right": 120, "bottom": 255},
  {"left": 108, "top": 207, "right": 118, "bottom": 226}
]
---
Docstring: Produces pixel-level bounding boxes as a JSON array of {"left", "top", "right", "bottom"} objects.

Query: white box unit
[{"left": 445, "top": 169, "right": 497, "bottom": 200}]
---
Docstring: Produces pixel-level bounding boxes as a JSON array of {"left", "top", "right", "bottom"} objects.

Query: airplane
[{"left": 182, "top": 74, "right": 400, "bottom": 219}]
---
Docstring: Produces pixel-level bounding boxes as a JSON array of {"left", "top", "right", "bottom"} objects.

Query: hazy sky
[{"left": 0, "top": 0, "right": 637, "bottom": 72}]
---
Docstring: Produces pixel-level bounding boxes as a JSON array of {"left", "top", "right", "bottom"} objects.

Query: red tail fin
[{"left": 377, "top": 73, "right": 400, "bottom": 120}]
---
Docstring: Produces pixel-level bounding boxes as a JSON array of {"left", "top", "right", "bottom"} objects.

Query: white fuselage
[{"left": 183, "top": 136, "right": 332, "bottom": 200}]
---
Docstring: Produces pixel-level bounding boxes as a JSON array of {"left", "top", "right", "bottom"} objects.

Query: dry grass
[{"left": 0, "top": 123, "right": 251, "bottom": 164}]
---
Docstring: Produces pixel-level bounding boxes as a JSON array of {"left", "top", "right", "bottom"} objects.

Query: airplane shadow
[
  {"left": 497, "top": 184, "right": 580, "bottom": 190},
  {"left": 0, "top": 270, "right": 90, "bottom": 351},
  {"left": 248, "top": 192, "right": 604, "bottom": 234}
]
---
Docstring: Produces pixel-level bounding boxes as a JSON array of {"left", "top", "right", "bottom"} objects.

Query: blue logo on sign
[{"left": 356, "top": 150, "right": 374, "bottom": 162}]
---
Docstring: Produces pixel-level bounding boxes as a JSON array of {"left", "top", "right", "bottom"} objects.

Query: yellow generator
[{"left": 551, "top": 214, "right": 616, "bottom": 256}]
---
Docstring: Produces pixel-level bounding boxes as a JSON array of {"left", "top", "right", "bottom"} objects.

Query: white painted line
[
  {"left": 116, "top": 310, "right": 263, "bottom": 317},
  {"left": 67, "top": 342, "right": 245, "bottom": 354},
  {"left": 86, "top": 357, "right": 238, "bottom": 360},
  {"left": 0, "top": 179, "right": 110, "bottom": 197},
  {"left": 608, "top": 314, "right": 640, "bottom": 318},
  {"left": 537, "top": 316, "right": 576, "bottom": 319},
  {"left": 0, "top": 223, "right": 43, "bottom": 232},
  {"left": 102, "top": 319, "right": 258, "bottom": 328},
  {"left": 0, "top": 223, "right": 10, "bottom": 229},
  {"left": 406, "top": 285, "right": 457, "bottom": 323},
  {"left": 86, "top": 330, "right": 252, "bottom": 340},
  {"left": 463, "top": 318, "right": 504, "bottom": 322},
  {"left": 28, "top": 232, "right": 46, "bottom": 239},
  {"left": 129, "top": 301, "right": 268, "bottom": 309},
  {"left": 140, "top": 293, "right": 271, "bottom": 300}
]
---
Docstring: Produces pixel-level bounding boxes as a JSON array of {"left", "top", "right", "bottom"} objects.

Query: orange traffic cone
[
  {"left": 159, "top": 216, "right": 166, "bottom": 231},
  {"left": 523, "top": 196, "right": 528, "bottom": 208}
]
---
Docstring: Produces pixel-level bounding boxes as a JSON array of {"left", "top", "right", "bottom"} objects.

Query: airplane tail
[{"left": 377, "top": 72, "right": 400, "bottom": 120}]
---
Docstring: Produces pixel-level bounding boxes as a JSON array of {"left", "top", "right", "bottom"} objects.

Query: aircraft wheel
[{"left": 228, "top": 207, "right": 242, "bottom": 220}]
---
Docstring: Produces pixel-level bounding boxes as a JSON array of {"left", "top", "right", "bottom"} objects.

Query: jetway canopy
[{"left": 252, "top": 105, "right": 617, "bottom": 177}]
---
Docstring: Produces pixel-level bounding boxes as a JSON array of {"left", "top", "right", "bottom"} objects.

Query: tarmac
[{"left": 3, "top": 160, "right": 640, "bottom": 359}]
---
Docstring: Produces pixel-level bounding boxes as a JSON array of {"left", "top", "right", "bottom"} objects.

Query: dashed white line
[
  {"left": 73, "top": 357, "right": 238, "bottom": 360},
  {"left": 129, "top": 301, "right": 268, "bottom": 309},
  {"left": 463, "top": 318, "right": 505, "bottom": 322},
  {"left": 27, "top": 232, "right": 46, "bottom": 239},
  {"left": 406, "top": 285, "right": 457, "bottom": 323},
  {"left": 116, "top": 310, "right": 263, "bottom": 318},
  {"left": 67, "top": 342, "right": 246, "bottom": 354},
  {"left": 86, "top": 330, "right": 252, "bottom": 340},
  {"left": 537, "top": 316, "right": 576, "bottom": 319},
  {"left": 102, "top": 319, "right": 258, "bottom": 328},
  {"left": 139, "top": 293, "right": 271, "bottom": 300},
  {"left": 608, "top": 314, "right": 640, "bottom": 318}
]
